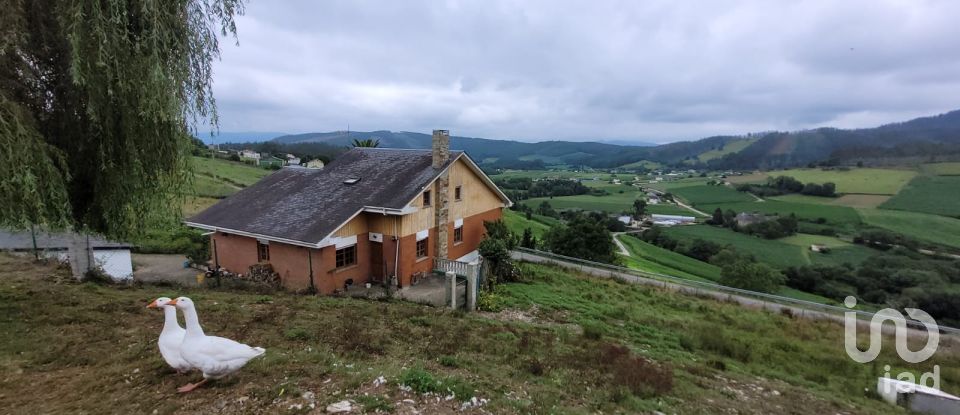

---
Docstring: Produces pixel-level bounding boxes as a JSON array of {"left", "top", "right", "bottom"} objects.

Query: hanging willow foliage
[{"left": 0, "top": 0, "right": 243, "bottom": 239}]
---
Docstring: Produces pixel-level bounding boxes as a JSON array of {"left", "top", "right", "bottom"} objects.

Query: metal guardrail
[{"left": 512, "top": 247, "right": 960, "bottom": 336}]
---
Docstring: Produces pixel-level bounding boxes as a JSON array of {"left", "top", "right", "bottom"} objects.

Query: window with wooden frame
[
  {"left": 453, "top": 226, "right": 463, "bottom": 243},
  {"left": 454, "top": 185, "right": 462, "bottom": 201},
  {"left": 335, "top": 245, "right": 356, "bottom": 268},
  {"left": 257, "top": 241, "right": 270, "bottom": 261},
  {"left": 422, "top": 190, "right": 431, "bottom": 207},
  {"left": 416, "top": 238, "right": 428, "bottom": 258}
]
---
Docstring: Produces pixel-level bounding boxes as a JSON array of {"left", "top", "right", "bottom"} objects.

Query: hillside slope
[
  {"left": 270, "top": 110, "right": 960, "bottom": 169},
  {"left": 1, "top": 254, "right": 955, "bottom": 413}
]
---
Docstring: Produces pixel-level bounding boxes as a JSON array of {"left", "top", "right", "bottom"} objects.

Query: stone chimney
[
  {"left": 432, "top": 129, "right": 450, "bottom": 259},
  {"left": 432, "top": 129, "right": 450, "bottom": 169}
]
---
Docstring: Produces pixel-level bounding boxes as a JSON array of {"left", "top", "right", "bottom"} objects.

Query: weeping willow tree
[{"left": 0, "top": 0, "right": 244, "bottom": 239}]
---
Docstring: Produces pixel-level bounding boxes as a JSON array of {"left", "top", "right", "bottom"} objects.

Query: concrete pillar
[
  {"left": 466, "top": 271, "right": 477, "bottom": 312},
  {"left": 446, "top": 271, "right": 457, "bottom": 309},
  {"left": 68, "top": 232, "right": 92, "bottom": 280}
]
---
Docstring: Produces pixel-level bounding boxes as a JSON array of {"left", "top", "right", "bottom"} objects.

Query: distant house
[
  {"left": 611, "top": 178, "right": 621, "bottom": 184},
  {"left": 286, "top": 156, "right": 301, "bottom": 166},
  {"left": 810, "top": 244, "right": 829, "bottom": 253},
  {"left": 186, "top": 130, "right": 513, "bottom": 294},
  {"left": 306, "top": 159, "right": 325, "bottom": 169},
  {"left": 257, "top": 156, "right": 285, "bottom": 168},
  {"left": 0, "top": 229, "right": 133, "bottom": 281},
  {"left": 735, "top": 212, "right": 769, "bottom": 227},
  {"left": 617, "top": 215, "right": 632, "bottom": 225},
  {"left": 239, "top": 149, "right": 261, "bottom": 160}
]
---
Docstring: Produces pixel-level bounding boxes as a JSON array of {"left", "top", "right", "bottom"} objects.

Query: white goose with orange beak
[
  {"left": 169, "top": 297, "right": 266, "bottom": 393},
  {"left": 146, "top": 297, "right": 192, "bottom": 373}
]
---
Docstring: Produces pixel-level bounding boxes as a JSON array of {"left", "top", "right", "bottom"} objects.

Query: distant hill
[
  {"left": 269, "top": 110, "right": 960, "bottom": 169},
  {"left": 196, "top": 131, "right": 288, "bottom": 144}
]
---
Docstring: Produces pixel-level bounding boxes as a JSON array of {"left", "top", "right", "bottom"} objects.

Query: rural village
[{"left": 3, "top": 1, "right": 960, "bottom": 414}]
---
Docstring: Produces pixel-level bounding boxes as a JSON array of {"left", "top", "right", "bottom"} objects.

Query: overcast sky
[{"left": 208, "top": 0, "right": 960, "bottom": 143}]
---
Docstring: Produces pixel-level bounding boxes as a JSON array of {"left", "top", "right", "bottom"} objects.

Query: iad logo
[{"left": 844, "top": 296, "right": 941, "bottom": 389}]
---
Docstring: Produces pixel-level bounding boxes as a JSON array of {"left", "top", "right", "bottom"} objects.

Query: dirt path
[
  {"left": 132, "top": 253, "right": 200, "bottom": 286},
  {"left": 612, "top": 233, "right": 630, "bottom": 256}
]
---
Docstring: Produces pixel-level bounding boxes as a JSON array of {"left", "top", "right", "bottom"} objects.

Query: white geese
[
  {"left": 169, "top": 296, "right": 266, "bottom": 393},
  {"left": 146, "top": 297, "right": 192, "bottom": 373}
]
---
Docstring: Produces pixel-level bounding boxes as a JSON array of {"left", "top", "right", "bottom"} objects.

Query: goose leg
[{"left": 177, "top": 378, "right": 208, "bottom": 393}]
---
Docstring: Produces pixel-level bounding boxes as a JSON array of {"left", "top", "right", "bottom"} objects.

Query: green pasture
[{"left": 880, "top": 175, "right": 960, "bottom": 218}]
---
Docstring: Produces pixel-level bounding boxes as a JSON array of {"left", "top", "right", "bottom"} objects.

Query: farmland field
[
  {"left": 670, "top": 185, "right": 755, "bottom": 206},
  {"left": 858, "top": 208, "right": 960, "bottom": 250},
  {"left": 921, "top": 162, "right": 960, "bottom": 176},
  {"left": 698, "top": 200, "right": 863, "bottom": 225},
  {"left": 724, "top": 172, "right": 768, "bottom": 184},
  {"left": 645, "top": 203, "right": 699, "bottom": 216},
  {"left": 768, "top": 193, "right": 890, "bottom": 208},
  {"left": 661, "top": 225, "right": 809, "bottom": 268},
  {"left": 879, "top": 175, "right": 960, "bottom": 218},
  {"left": 617, "top": 235, "right": 722, "bottom": 281},
  {"left": 764, "top": 168, "right": 916, "bottom": 195},
  {"left": 503, "top": 209, "right": 552, "bottom": 240},
  {"left": 192, "top": 156, "right": 271, "bottom": 187}
]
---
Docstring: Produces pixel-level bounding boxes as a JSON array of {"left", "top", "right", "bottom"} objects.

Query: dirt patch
[{"left": 133, "top": 253, "right": 201, "bottom": 286}]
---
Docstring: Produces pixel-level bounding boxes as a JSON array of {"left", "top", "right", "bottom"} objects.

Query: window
[
  {"left": 422, "top": 190, "right": 431, "bottom": 207},
  {"left": 257, "top": 241, "right": 270, "bottom": 261},
  {"left": 454, "top": 185, "right": 462, "bottom": 201},
  {"left": 416, "top": 238, "right": 428, "bottom": 258},
  {"left": 335, "top": 245, "right": 356, "bottom": 268},
  {"left": 454, "top": 226, "right": 463, "bottom": 243}
]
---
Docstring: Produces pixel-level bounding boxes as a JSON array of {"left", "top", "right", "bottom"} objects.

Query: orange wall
[{"left": 207, "top": 206, "right": 501, "bottom": 293}]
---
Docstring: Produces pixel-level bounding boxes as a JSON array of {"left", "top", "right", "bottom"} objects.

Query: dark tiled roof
[
  {"left": 0, "top": 230, "right": 131, "bottom": 250},
  {"left": 186, "top": 148, "right": 464, "bottom": 245}
]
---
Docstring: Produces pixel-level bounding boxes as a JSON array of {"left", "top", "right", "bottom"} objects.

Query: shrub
[
  {"left": 283, "top": 327, "right": 311, "bottom": 341},
  {"left": 439, "top": 355, "right": 460, "bottom": 368},
  {"left": 582, "top": 322, "right": 605, "bottom": 340},
  {"left": 477, "top": 288, "right": 506, "bottom": 312}
]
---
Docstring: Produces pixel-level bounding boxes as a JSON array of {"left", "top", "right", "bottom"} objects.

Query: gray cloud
[{"left": 206, "top": 0, "right": 960, "bottom": 143}]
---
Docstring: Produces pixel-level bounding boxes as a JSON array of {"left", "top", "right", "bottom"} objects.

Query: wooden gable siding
[{"left": 399, "top": 157, "right": 504, "bottom": 236}]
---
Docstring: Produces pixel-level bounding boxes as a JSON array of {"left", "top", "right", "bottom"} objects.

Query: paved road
[{"left": 645, "top": 188, "right": 709, "bottom": 217}]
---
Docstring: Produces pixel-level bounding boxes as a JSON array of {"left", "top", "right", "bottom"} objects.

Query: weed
[
  {"left": 284, "top": 327, "right": 311, "bottom": 341},
  {"left": 355, "top": 394, "right": 393, "bottom": 412},
  {"left": 439, "top": 355, "right": 459, "bottom": 368}
]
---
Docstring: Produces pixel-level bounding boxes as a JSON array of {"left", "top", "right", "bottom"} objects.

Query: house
[
  {"left": 306, "top": 159, "right": 325, "bottom": 169},
  {"left": 257, "top": 156, "right": 285, "bottom": 168},
  {"left": 239, "top": 149, "right": 261, "bottom": 160},
  {"left": 810, "top": 244, "right": 829, "bottom": 253},
  {"left": 0, "top": 229, "right": 133, "bottom": 281},
  {"left": 186, "top": 130, "right": 512, "bottom": 294},
  {"left": 877, "top": 377, "right": 960, "bottom": 415},
  {"left": 616, "top": 215, "right": 632, "bottom": 225},
  {"left": 286, "top": 156, "right": 301, "bottom": 166}
]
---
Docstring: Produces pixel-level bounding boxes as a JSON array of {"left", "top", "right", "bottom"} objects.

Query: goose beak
[
  {"left": 146, "top": 300, "right": 158, "bottom": 308},
  {"left": 168, "top": 299, "right": 179, "bottom": 306}
]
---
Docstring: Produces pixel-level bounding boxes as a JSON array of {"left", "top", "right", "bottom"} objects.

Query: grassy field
[
  {"left": 192, "top": 156, "right": 272, "bottom": 187},
  {"left": 670, "top": 185, "right": 755, "bottom": 206},
  {"left": 644, "top": 178, "right": 711, "bottom": 192},
  {"left": 503, "top": 210, "right": 552, "bottom": 240},
  {"left": 858, "top": 208, "right": 960, "bottom": 250},
  {"left": 696, "top": 138, "right": 756, "bottom": 162},
  {"left": 661, "top": 225, "right": 809, "bottom": 269},
  {"left": 617, "top": 159, "right": 662, "bottom": 170},
  {"left": 522, "top": 189, "right": 643, "bottom": 213},
  {"left": 698, "top": 200, "right": 863, "bottom": 226},
  {"left": 3, "top": 254, "right": 952, "bottom": 414},
  {"left": 764, "top": 168, "right": 916, "bottom": 195},
  {"left": 618, "top": 235, "right": 721, "bottom": 281},
  {"left": 768, "top": 193, "right": 890, "bottom": 209},
  {"left": 779, "top": 234, "right": 878, "bottom": 267},
  {"left": 645, "top": 203, "right": 700, "bottom": 217},
  {"left": 880, "top": 175, "right": 960, "bottom": 218},
  {"left": 921, "top": 162, "right": 960, "bottom": 176}
]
